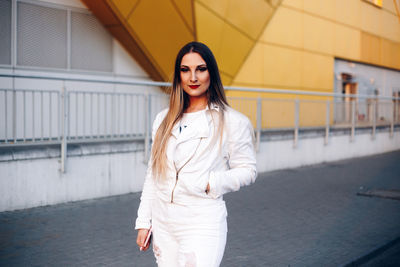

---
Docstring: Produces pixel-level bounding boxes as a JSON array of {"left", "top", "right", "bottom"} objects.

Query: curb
[{"left": 342, "top": 236, "right": 400, "bottom": 266}]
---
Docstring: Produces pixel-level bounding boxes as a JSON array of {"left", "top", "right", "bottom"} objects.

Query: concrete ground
[{"left": 0, "top": 150, "right": 399, "bottom": 266}]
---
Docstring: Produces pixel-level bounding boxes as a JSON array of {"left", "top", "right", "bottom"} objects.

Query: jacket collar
[{"left": 171, "top": 103, "right": 220, "bottom": 142}]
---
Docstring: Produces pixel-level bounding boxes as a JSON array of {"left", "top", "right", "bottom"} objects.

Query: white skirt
[{"left": 151, "top": 196, "right": 228, "bottom": 267}]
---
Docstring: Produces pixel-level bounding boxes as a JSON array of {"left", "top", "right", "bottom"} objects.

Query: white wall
[{"left": 1, "top": 129, "right": 399, "bottom": 212}]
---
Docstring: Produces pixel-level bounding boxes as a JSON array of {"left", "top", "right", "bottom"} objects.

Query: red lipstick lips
[{"left": 188, "top": 85, "right": 200, "bottom": 89}]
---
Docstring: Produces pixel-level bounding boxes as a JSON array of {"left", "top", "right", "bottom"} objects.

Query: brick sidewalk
[{"left": 1, "top": 150, "right": 400, "bottom": 266}]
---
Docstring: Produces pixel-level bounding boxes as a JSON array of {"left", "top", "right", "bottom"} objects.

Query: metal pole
[
  {"left": 256, "top": 97, "right": 261, "bottom": 152},
  {"left": 5, "top": 91, "right": 8, "bottom": 143},
  {"left": 372, "top": 101, "right": 376, "bottom": 140},
  {"left": 351, "top": 100, "right": 355, "bottom": 142},
  {"left": 49, "top": 92, "right": 52, "bottom": 140},
  {"left": 325, "top": 100, "right": 330, "bottom": 145},
  {"left": 41, "top": 91, "right": 43, "bottom": 141},
  {"left": 390, "top": 101, "right": 394, "bottom": 138},
  {"left": 13, "top": 89, "right": 16, "bottom": 143},
  {"left": 61, "top": 83, "right": 68, "bottom": 173},
  {"left": 294, "top": 99, "right": 299, "bottom": 148}
]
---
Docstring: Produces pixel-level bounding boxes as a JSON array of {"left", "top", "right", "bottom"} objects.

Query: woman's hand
[
  {"left": 136, "top": 228, "right": 150, "bottom": 251},
  {"left": 205, "top": 183, "right": 210, "bottom": 194}
]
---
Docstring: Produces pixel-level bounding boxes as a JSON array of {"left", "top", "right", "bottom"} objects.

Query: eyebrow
[{"left": 180, "top": 64, "right": 207, "bottom": 67}]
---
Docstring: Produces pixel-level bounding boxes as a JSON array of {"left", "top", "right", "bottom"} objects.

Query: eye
[
  {"left": 180, "top": 67, "right": 189, "bottom": 72},
  {"left": 197, "top": 66, "right": 208, "bottom": 72}
]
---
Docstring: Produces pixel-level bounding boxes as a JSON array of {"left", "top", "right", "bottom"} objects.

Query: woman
[{"left": 135, "top": 42, "right": 257, "bottom": 267}]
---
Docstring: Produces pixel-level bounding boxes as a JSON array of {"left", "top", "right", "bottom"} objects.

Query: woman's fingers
[{"left": 136, "top": 229, "right": 149, "bottom": 247}]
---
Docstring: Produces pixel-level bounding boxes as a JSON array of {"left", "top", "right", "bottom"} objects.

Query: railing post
[
  {"left": 372, "top": 100, "right": 376, "bottom": 140},
  {"left": 13, "top": 89, "right": 16, "bottom": 143},
  {"left": 294, "top": 99, "right": 299, "bottom": 148},
  {"left": 143, "top": 93, "right": 151, "bottom": 163},
  {"left": 390, "top": 101, "right": 394, "bottom": 138},
  {"left": 60, "top": 83, "right": 68, "bottom": 173},
  {"left": 325, "top": 100, "right": 330, "bottom": 145},
  {"left": 351, "top": 100, "right": 355, "bottom": 142},
  {"left": 256, "top": 97, "right": 261, "bottom": 152}
]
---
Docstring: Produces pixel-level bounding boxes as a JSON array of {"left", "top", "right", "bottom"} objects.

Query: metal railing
[{"left": 1, "top": 74, "right": 399, "bottom": 172}]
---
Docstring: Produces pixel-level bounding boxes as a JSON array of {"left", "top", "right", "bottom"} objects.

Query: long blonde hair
[{"left": 151, "top": 42, "right": 229, "bottom": 180}]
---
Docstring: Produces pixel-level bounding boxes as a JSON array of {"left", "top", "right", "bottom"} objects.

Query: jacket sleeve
[
  {"left": 207, "top": 116, "right": 257, "bottom": 198},
  {"left": 134, "top": 111, "right": 165, "bottom": 229}
]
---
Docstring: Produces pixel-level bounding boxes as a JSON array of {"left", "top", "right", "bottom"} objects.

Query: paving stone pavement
[{"left": 1, "top": 150, "right": 400, "bottom": 267}]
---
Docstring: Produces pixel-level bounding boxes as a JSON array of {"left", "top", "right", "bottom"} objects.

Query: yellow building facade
[{"left": 81, "top": 0, "right": 400, "bottom": 128}]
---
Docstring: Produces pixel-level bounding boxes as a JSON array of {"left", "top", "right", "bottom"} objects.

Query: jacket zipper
[
  {"left": 170, "top": 137, "right": 203, "bottom": 204},
  {"left": 170, "top": 172, "right": 178, "bottom": 203}
]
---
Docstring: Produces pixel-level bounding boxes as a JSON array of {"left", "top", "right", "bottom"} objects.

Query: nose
[{"left": 190, "top": 70, "right": 197, "bottom": 83}]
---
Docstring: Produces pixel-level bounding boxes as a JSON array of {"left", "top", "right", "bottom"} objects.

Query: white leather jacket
[{"left": 135, "top": 104, "right": 257, "bottom": 229}]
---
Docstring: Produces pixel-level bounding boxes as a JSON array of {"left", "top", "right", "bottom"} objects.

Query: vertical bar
[
  {"left": 372, "top": 100, "right": 376, "bottom": 139},
  {"left": 124, "top": 93, "right": 128, "bottom": 137},
  {"left": 61, "top": 85, "right": 68, "bottom": 173},
  {"left": 41, "top": 91, "right": 43, "bottom": 141},
  {"left": 75, "top": 93, "right": 78, "bottom": 139},
  {"left": 325, "top": 100, "right": 330, "bottom": 145},
  {"left": 97, "top": 93, "right": 100, "bottom": 138},
  {"left": 395, "top": 98, "right": 399, "bottom": 125},
  {"left": 13, "top": 89, "right": 16, "bottom": 143},
  {"left": 112, "top": 93, "right": 115, "bottom": 138},
  {"left": 143, "top": 93, "right": 150, "bottom": 162},
  {"left": 49, "top": 92, "right": 52, "bottom": 140},
  {"left": 5, "top": 91, "right": 8, "bottom": 143},
  {"left": 350, "top": 100, "right": 355, "bottom": 142},
  {"left": 83, "top": 92, "right": 86, "bottom": 138},
  {"left": 117, "top": 94, "right": 121, "bottom": 137},
  {"left": 294, "top": 99, "right": 299, "bottom": 148},
  {"left": 104, "top": 93, "right": 107, "bottom": 137},
  {"left": 32, "top": 91, "right": 35, "bottom": 141},
  {"left": 130, "top": 94, "right": 133, "bottom": 137},
  {"left": 136, "top": 95, "right": 139, "bottom": 136},
  {"left": 58, "top": 91, "right": 61, "bottom": 141},
  {"left": 67, "top": 10, "right": 71, "bottom": 70},
  {"left": 390, "top": 101, "right": 394, "bottom": 138},
  {"left": 23, "top": 91, "right": 26, "bottom": 142},
  {"left": 256, "top": 97, "right": 261, "bottom": 152},
  {"left": 90, "top": 92, "right": 93, "bottom": 139}
]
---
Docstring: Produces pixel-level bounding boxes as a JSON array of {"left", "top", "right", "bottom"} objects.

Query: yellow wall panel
[
  {"left": 282, "top": 0, "right": 303, "bottom": 9},
  {"left": 380, "top": 12, "right": 400, "bottom": 42},
  {"left": 224, "top": 0, "right": 273, "bottom": 39},
  {"left": 217, "top": 24, "right": 254, "bottom": 76},
  {"left": 198, "top": 0, "right": 273, "bottom": 40},
  {"left": 303, "top": 14, "right": 334, "bottom": 55},
  {"left": 361, "top": 32, "right": 381, "bottom": 65},
  {"left": 195, "top": 3, "right": 224, "bottom": 60},
  {"left": 260, "top": 6, "right": 303, "bottom": 49},
  {"left": 382, "top": 0, "right": 396, "bottom": 11},
  {"left": 381, "top": 39, "right": 400, "bottom": 69},
  {"left": 196, "top": 0, "right": 229, "bottom": 18},
  {"left": 263, "top": 44, "right": 302, "bottom": 88},
  {"left": 302, "top": 52, "right": 333, "bottom": 91},
  {"left": 128, "top": 0, "right": 194, "bottom": 79},
  {"left": 220, "top": 72, "right": 233, "bottom": 85},
  {"left": 233, "top": 43, "right": 264, "bottom": 86},
  {"left": 303, "top": 0, "right": 336, "bottom": 21},
  {"left": 196, "top": 2, "right": 254, "bottom": 79},
  {"left": 109, "top": 0, "right": 139, "bottom": 18},
  {"left": 299, "top": 100, "right": 327, "bottom": 127},
  {"left": 172, "top": 0, "right": 194, "bottom": 32},
  {"left": 360, "top": 1, "right": 382, "bottom": 37},
  {"left": 334, "top": 0, "right": 361, "bottom": 28},
  {"left": 334, "top": 24, "right": 361, "bottom": 61}
]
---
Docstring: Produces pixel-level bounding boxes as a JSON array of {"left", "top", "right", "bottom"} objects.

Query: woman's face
[{"left": 180, "top": 52, "right": 210, "bottom": 100}]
